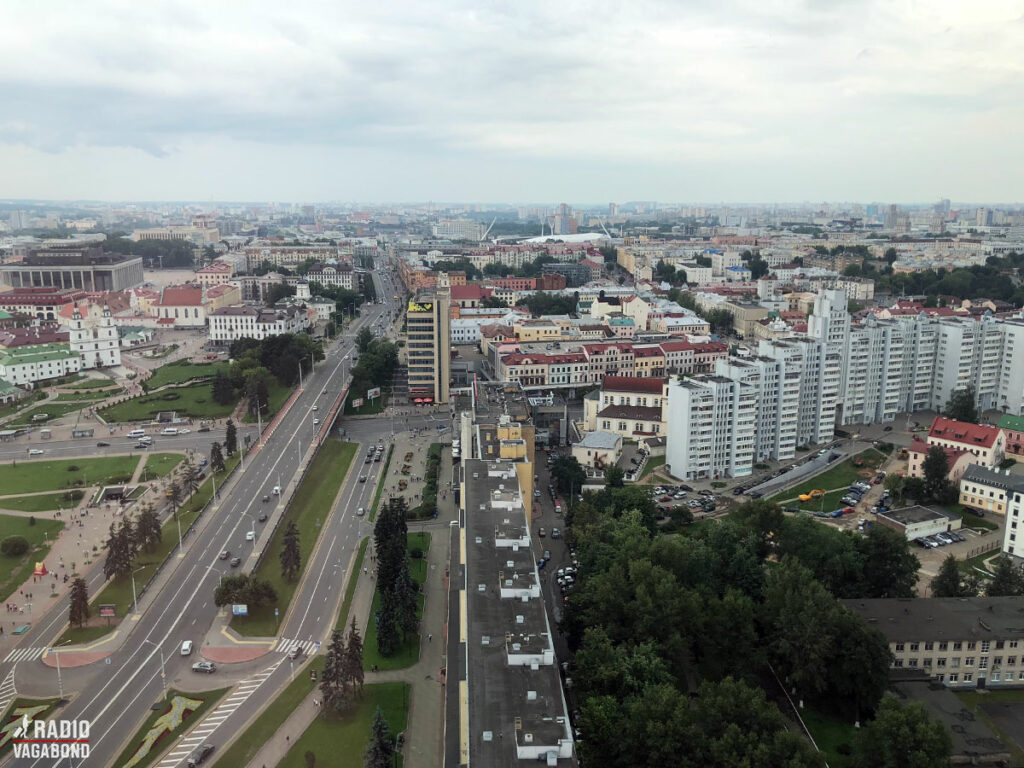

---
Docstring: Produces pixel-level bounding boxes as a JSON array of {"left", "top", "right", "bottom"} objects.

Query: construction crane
[{"left": 480, "top": 217, "right": 497, "bottom": 241}]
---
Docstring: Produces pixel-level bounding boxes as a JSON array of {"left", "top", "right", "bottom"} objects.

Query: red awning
[{"left": 413, "top": 398, "right": 423, "bottom": 403}]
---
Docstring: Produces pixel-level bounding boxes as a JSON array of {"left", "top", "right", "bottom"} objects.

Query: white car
[
  {"left": 311, "top": 405, "right": 318, "bottom": 411},
  {"left": 28, "top": 449, "right": 44, "bottom": 456},
  {"left": 313, "top": 418, "right": 320, "bottom": 426},
  {"left": 245, "top": 530, "right": 255, "bottom": 542},
  {"left": 357, "top": 507, "right": 366, "bottom": 516},
  {"left": 180, "top": 640, "right": 193, "bottom": 656}
]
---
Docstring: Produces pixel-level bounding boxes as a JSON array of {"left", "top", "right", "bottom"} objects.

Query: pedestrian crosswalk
[
  {"left": 274, "top": 637, "right": 319, "bottom": 656},
  {"left": 3, "top": 647, "right": 46, "bottom": 664},
  {"left": 155, "top": 660, "right": 282, "bottom": 768},
  {"left": 0, "top": 668, "right": 17, "bottom": 715}
]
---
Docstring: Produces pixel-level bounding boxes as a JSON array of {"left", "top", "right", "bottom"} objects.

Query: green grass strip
[
  {"left": 362, "top": 533, "right": 430, "bottom": 671},
  {"left": 369, "top": 444, "right": 394, "bottom": 522},
  {"left": 0, "top": 456, "right": 139, "bottom": 495},
  {"left": 231, "top": 440, "right": 357, "bottom": 637}
]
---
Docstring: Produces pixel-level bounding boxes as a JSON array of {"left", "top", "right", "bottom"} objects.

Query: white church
[{"left": 67, "top": 303, "right": 121, "bottom": 369}]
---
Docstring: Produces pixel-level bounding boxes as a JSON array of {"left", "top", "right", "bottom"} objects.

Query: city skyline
[{"left": 1, "top": 0, "right": 1022, "bottom": 202}]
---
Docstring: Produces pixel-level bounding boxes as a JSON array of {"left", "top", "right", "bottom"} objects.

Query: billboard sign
[
  {"left": 232, "top": 604, "right": 248, "bottom": 616},
  {"left": 98, "top": 604, "right": 116, "bottom": 618},
  {"left": 352, "top": 398, "right": 365, "bottom": 408},
  {"left": 407, "top": 301, "right": 434, "bottom": 313},
  {"left": 367, "top": 387, "right": 381, "bottom": 399}
]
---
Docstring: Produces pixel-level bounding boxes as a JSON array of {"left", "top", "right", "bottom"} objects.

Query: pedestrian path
[
  {"left": 0, "top": 668, "right": 17, "bottom": 713},
  {"left": 154, "top": 659, "right": 283, "bottom": 768},
  {"left": 3, "top": 647, "right": 46, "bottom": 663},
  {"left": 273, "top": 637, "right": 319, "bottom": 656}
]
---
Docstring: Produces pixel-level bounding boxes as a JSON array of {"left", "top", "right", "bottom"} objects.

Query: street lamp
[
  {"left": 241, "top": 510, "right": 256, "bottom": 547},
  {"left": 131, "top": 565, "right": 147, "bottom": 617},
  {"left": 53, "top": 640, "right": 73, "bottom": 702},
  {"left": 142, "top": 639, "right": 168, "bottom": 701}
]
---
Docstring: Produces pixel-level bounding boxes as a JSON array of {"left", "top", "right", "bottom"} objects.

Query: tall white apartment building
[
  {"left": 931, "top": 316, "right": 1004, "bottom": 413},
  {"left": 998, "top": 319, "right": 1024, "bottom": 415},
  {"left": 665, "top": 375, "right": 756, "bottom": 480},
  {"left": 758, "top": 338, "right": 840, "bottom": 448},
  {"left": 715, "top": 356, "right": 800, "bottom": 462}
]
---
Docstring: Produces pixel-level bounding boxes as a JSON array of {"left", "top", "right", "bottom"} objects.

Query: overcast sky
[{"left": 1, "top": 0, "right": 1021, "bottom": 204}]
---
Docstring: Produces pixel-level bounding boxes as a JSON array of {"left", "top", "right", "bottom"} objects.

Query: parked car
[
  {"left": 96, "top": 441, "right": 110, "bottom": 447},
  {"left": 28, "top": 449, "right": 44, "bottom": 456},
  {"left": 192, "top": 661, "right": 216, "bottom": 674},
  {"left": 537, "top": 527, "right": 546, "bottom": 537}
]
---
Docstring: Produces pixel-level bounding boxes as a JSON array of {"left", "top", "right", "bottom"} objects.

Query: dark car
[
  {"left": 883, "top": 426, "right": 893, "bottom": 432},
  {"left": 748, "top": 491, "right": 763, "bottom": 499},
  {"left": 258, "top": 513, "right": 268, "bottom": 522},
  {"left": 96, "top": 441, "right": 110, "bottom": 447},
  {"left": 230, "top": 557, "right": 241, "bottom": 567},
  {"left": 197, "top": 426, "right": 211, "bottom": 433},
  {"left": 732, "top": 487, "right": 745, "bottom": 495},
  {"left": 187, "top": 744, "right": 215, "bottom": 767},
  {"left": 679, "top": 484, "right": 693, "bottom": 492}
]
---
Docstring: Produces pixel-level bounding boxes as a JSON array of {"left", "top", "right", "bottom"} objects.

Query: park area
[
  {"left": 99, "top": 383, "right": 235, "bottom": 421},
  {"left": 0, "top": 456, "right": 139, "bottom": 495},
  {"left": 142, "top": 360, "right": 230, "bottom": 391},
  {"left": 0, "top": 514, "right": 63, "bottom": 605},
  {"left": 231, "top": 439, "right": 357, "bottom": 636},
  {"left": 769, "top": 447, "right": 891, "bottom": 514}
]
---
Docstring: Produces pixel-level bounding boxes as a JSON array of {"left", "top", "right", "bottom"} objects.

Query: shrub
[
  {"left": 68, "top": 465, "right": 80, "bottom": 472},
  {"left": 1, "top": 536, "right": 30, "bottom": 557},
  {"left": 409, "top": 547, "right": 424, "bottom": 559},
  {"left": 711, "top": 481, "right": 727, "bottom": 488},
  {"left": 28, "top": 516, "right": 36, "bottom": 526},
  {"left": 162, "top": 392, "right": 180, "bottom": 401},
  {"left": 62, "top": 490, "right": 84, "bottom": 502}
]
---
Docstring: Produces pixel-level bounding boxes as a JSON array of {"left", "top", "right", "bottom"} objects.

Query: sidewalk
[{"left": 242, "top": 441, "right": 455, "bottom": 768}]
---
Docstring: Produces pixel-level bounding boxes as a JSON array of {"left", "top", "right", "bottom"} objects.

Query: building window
[
  {"left": 923, "top": 658, "right": 932, "bottom": 667},
  {"left": 964, "top": 673, "right": 973, "bottom": 683},
  {"left": 936, "top": 658, "right": 946, "bottom": 668},
  {"left": 953, "top": 642, "right": 963, "bottom": 651},
  {"left": 908, "top": 658, "right": 918, "bottom": 667},
  {"left": 952, "top": 658, "right": 961, "bottom": 668},
  {"left": 910, "top": 643, "right": 919, "bottom": 652},
  {"left": 1009, "top": 656, "right": 1017, "bottom": 666},
  {"left": 968, "top": 641, "right": 977, "bottom": 651},
  {"left": 965, "top": 657, "right": 975, "bottom": 667},
  {"left": 979, "top": 657, "right": 988, "bottom": 670},
  {"left": 939, "top": 642, "right": 948, "bottom": 651},
  {"left": 948, "top": 674, "right": 958, "bottom": 683},
  {"left": 894, "top": 659, "right": 904, "bottom": 668},
  {"left": 924, "top": 642, "right": 934, "bottom": 651},
  {"left": 895, "top": 643, "right": 905, "bottom": 652}
]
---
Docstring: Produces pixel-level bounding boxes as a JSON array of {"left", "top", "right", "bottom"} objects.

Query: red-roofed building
[
  {"left": 0, "top": 287, "right": 87, "bottom": 321},
  {"left": 152, "top": 283, "right": 241, "bottom": 328},
  {"left": 927, "top": 417, "right": 1006, "bottom": 467},
  {"left": 0, "top": 325, "right": 69, "bottom": 348},
  {"left": 907, "top": 436, "right": 974, "bottom": 482},
  {"left": 579, "top": 258, "right": 604, "bottom": 281},
  {"left": 449, "top": 284, "right": 493, "bottom": 309}
]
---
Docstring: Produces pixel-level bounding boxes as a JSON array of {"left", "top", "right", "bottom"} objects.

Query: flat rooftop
[
  {"left": 879, "top": 505, "right": 956, "bottom": 525},
  {"left": 843, "top": 597, "right": 1024, "bottom": 643},
  {"left": 463, "top": 457, "right": 573, "bottom": 766}
]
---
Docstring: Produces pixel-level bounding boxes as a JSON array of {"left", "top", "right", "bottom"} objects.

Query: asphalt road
[{"left": 4, "top": 261, "right": 406, "bottom": 768}]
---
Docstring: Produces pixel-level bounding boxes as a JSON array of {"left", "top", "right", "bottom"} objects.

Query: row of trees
[
  {"left": 102, "top": 505, "right": 163, "bottom": 581},
  {"left": 870, "top": 252, "right": 1024, "bottom": 304},
  {"left": 373, "top": 498, "right": 419, "bottom": 656},
  {"left": 351, "top": 330, "right": 399, "bottom": 402},
  {"left": 216, "top": 334, "right": 324, "bottom": 415},
  {"left": 562, "top": 492, "right": 948, "bottom": 767},
  {"left": 213, "top": 573, "right": 277, "bottom": 608},
  {"left": 932, "top": 554, "right": 1024, "bottom": 598},
  {"left": 320, "top": 618, "right": 364, "bottom": 711}
]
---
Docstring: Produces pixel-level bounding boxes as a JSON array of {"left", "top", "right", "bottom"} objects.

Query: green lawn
[
  {"left": 8, "top": 402, "right": 91, "bottom": 426},
  {"left": 345, "top": 390, "right": 388, "bottom": 415},
  {"left": 112, "top": 687, "right": 229, "bottom": 768},
  {"left": 213, "top": 538, "right": 368, "bottom": 768},
  {"left": 100, "top": 383, "right": 236, "bottom": 422},
  {"left": 0, "top": 514, "right": 63, "bottom": 606},
  {"left": 59, "top": 454, "right": 241, "bottom": 643},
  {"left": 768, "top": 448, "right": 889, "bottom": 506},
  {"left": 241, "top": 379, "right": 293, "bottom": 423},
  {"left": 231, "top": 440, "right": 357, "bottom": 637},
  {"left": 801, "top": 706, "right": 856, "bottom": 768},
  {"left": 0, "top": 491, "right": 84, "bottom": 513},
  {"left": 0, "top": 392, "right": 45, "bottom": 422},
  {"left": 277, "top": 683, "right": 410, "bottom": 768},
  {"left": 958, "top": 547, "right": 1001, "bottom": 578},
  {"left": 945, "top": 503, "right": 999, "bottom": 531},
  {"left": 0, "top": 456, "right": 140, "bottom": 494},
  {"left": 369, "top": 445, "right": 394, "bottom": 522},
  {"left": 54, "top": 389, "right": 122, "bottom": 402},
  {"left": 144, "top": 360, "right": 229, "bottom": 391},
  {"left": 0, "top": 698, "right": 60, "bottom": 753},
  {"left": 363, "top": 533, "right": 430, "bottom": 671},
  {"left": 60, "top": 379, "right": 121, "bottom": 390},
  {"left": 141, "top": 452, "right": 184, "bottom": 480},
  {"left": 640, "top": 455, "right": 666, "bottom": 479}
]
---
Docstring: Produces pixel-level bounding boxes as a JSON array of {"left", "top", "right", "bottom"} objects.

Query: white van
[
  {"left": 127, "top": 429, "right": 146, "bottom": 439},
  {"left": 161, "top": 428, "right": 179, "bottom": 436},
  {"left": 180, "top": 640, "right": 193, "bottom": 656}
]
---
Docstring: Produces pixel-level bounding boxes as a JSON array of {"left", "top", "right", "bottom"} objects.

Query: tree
[
  {"left": 883, "top": 473, "right": 906, "bottom": 504},
  {"left": 363, "top": 707, "right": 395, "bottom": 768},
  {"left": 68, "top": 577, "right": 90, "bottom": 627},
  {"left": 854, "top": 526, "right": 920, "bottom": 598},
  {"left": 550, "top": 455, "right": 586, "bottom": 498},
  {"left": 376, "top": 595, "right": 400, "bottom": 658},
  {"left": 481, "top": 296, "right": 509, "bottom": 308},
  {"left": 930, "top": 554, "right": 979, "bottom": 597},
  {"left": 605, "top": 465, "right": 625, "bottom": 488},
  {"left": 944, "top": 386, "right": 978, "bottom": 423},
  {"left": 304, "top": 751, "right": 316, "bottom": 768},
  {"left": 0, "top": 536, "right": 29, "bottom": 557},
  {"left": 391, "top": 565, "right": 419, "bottom": 639},
  {"left": 851, "top": 694, "right": 951, "bottom": 768},
  {"left": 986, "top": 555, "right": 1024, "bottom": 596},
  {"left": 356, "top": 327, "right": 375, "bottom": 354},
  {"left": 103, "top": 521, "right": 135, "bottom": 580},
  {"left": 921, "top": 445, "right": 950, "bottom": 502},
  {"left": 225, "top": 419, "right": 238, "bottom": 456},
  {"left": 245, "top": 369, "right": 271, "bottom": 417},
  {"left": 134, "top": 504, "right": 162, "bottom": 553},
  {"left": 209, "top": 442, "right": 226, "bottom": 474},
  {"left": 213, "top": 574, "right": 277, "bottom": 608},
  {"left": 280, "top": 521, "right": 301, "bottom": 582},
  {"left": 167, "top": 481, "right": 182, "bottom": 519},
  {"left": 321, "top": 629, "right": 351, "bottom": 712},
  {"left": 704, "top": 308, "right": 734, "bottom": 335},
  {"left": 747, "top": 257, "right": 770, "bottom": 280},
  {"left": 265, "top": 282, "right": 295, "bottom": 305},
  {"left": 182, "top": 461, "right": 201, "bottom": 500},
  {"left": 342, "top": 617, "right": 365, "bottom": 696},
  {"left": 324, "top": 320, "right": 337, "bottom": 339},
  {"left": 212, "top": 371, "right": 235, "bottom": 406}
]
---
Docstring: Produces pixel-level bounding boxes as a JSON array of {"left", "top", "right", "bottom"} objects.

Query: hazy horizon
[{"left": 2, "top": 0, "right": 1021, "bottom": 203}]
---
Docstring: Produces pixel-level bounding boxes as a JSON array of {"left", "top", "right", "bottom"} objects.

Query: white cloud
[{"left": 0, "top": 0, "right": 1021, "bottom": 201}]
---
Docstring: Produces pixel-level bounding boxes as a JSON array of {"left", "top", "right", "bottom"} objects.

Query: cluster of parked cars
[
  {"left": 842, "top": 481, "right": 872, "bottom": 507},
  {"left": 649, "top": 485, "right": 717, "bottom": 514},
  {"left": 556, "top": 565, "right": 576, "bottom": 596},
  {"left": 915, "top": 531, "right": 966, "bottom": 548},
  {"left": 364, "top": 444, "right": 384, "bottom": 464}
]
